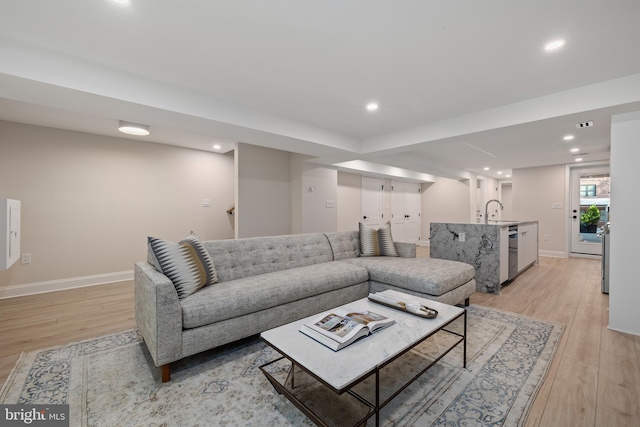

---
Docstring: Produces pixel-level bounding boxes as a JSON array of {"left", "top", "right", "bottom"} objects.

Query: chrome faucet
[{"left": 485, "top": 199, "right": 504, "bottom": 223}]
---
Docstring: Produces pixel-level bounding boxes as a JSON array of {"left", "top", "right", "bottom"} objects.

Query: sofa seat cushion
[
  {"left": 342, "top": 257, "right": 474, "bottom": 297},
  {"left": 180, "top": 261, "right": 369, "bottom": 329}
]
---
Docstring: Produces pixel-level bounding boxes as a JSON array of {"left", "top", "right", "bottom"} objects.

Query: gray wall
[
  {"left": 235, "top": 142, "right": 291, "bottom": 238},
  {"left": 512, "top": 164, "right": 566, "bottom": 256},
  {"left": 422, "top": 177, "right": 471, "bottom": 245},
  {"left": 0, "top": 120, "right": 234, "bottom": 293},
  {"left": 291, "top": 154, "right": 338, "bottom": 234},
  {"left": 337, "top": 171, "right": 362, "bottom": 231}
]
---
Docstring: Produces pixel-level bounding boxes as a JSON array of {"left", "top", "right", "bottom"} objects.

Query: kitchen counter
[
  {"left": 483, "top": 220, "right": 538, "bottom": 227},
  {"left": 429, "top": 221, "right": 539, "bottom": 294}
]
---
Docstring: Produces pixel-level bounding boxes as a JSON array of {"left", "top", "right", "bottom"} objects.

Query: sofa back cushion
[
  {"left": 324, "top": 231, "right": 360, "bottom": 261},
  {"left": 203, "top": 233, "right": 333, "bottom": 282}
]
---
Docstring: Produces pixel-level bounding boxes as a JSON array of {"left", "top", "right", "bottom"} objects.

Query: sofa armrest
[
  {"left": 134, "top": 262, "right": 183, "bottom": 367},
  {"left": 394, "top": 241, "right": 416, "bottom": 258}
]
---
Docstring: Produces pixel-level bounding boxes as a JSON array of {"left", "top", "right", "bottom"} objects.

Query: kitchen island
[{"left": 430, "top": 221, "right": 538, "bottom": 294}]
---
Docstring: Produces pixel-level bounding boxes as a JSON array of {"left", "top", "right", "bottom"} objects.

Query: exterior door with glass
[{"left": 570, "top": 166, "right": 610, "bottom": 255}]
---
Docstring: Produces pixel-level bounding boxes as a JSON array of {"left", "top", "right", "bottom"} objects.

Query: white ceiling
[{"left": 1, "top": 0, "right": 640, "bottom": 180}]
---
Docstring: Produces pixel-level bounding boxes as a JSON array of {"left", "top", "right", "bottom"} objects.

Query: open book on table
[{"left": 299, "top": 308, "right": 395, "bottom": 351}]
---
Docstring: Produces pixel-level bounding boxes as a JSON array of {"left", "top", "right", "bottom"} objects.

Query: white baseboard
[
  {"left": 0, "top": 270, "right": 134, "bottom": 300},
  {"left": 607, "top": 325, "right": 640, "bottom": 337},
  {"left": 569, "top": 252, "right": 601, "bottom": 260},
  {"left": 539, "top": 250, "right": 567, "bottom": 258}
]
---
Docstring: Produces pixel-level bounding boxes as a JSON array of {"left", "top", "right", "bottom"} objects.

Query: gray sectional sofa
[{"left": 134, "top": 230, "right": 475, "bottom": 382}]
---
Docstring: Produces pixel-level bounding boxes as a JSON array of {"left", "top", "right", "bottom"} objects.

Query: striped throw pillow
[
  {"left": 359, "top": 222, "right": 399, "bottom": 257},
  {"left": 148, "top": 231, "right": 218, "bottom": 299}
]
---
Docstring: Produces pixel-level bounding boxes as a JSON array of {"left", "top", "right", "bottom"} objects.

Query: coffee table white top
[{"left": 260, "top": 291, "right": 465, "bottom": 392}]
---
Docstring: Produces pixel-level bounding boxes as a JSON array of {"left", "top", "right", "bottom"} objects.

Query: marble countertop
[
  {"left": 432, "top": 220, "right": 538, "bottom": 227},
  {"left": 482, "top": 220, "right": 538, "bottom": 227}
]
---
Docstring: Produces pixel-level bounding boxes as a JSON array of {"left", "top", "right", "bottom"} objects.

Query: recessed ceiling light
[
  {"left": 563, "top": 135, "right": 574, "bottom": 141},
  {"left": 366, "top": 102, "right": 379, "bottom": 112},
  {"left": 213, "top": 144, "right": 221, "bottom": 150},
  {"left": 483, "top": 167, "right": 490, "bottom": 171},
  {"left": 113, "top": 0, "right": 131, "bottom": 4},
  {"left": 497, "top": 171, "right": 503, "bottom": 175},
  {"left": 575, "top": 158, "right": 583, "bottom": 162},
  {"left": 545, "top": 39, "right": 565, "bottom": 51},
  {"left": 570, "top": 147, "right": 579, "bottom": 152},
  {"left": 118, "top": 120, "right": 150, "bottom": 136},
  {"left": 506, "top": 174, "right": 511, "bottom": 178}
]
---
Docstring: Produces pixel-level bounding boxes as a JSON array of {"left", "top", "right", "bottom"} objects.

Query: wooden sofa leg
[
  {"left": 464, "top": 297, "right": 470, "bottom": 306},
  {"left": 161, "top": 364, "right": 170, "bottom": 383}
]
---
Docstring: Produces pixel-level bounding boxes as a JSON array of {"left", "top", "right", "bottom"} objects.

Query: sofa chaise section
[{"left": 324, "top": 231, "right": 475, "bottom": 306}]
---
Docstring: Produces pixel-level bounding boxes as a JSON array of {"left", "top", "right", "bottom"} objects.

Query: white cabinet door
[{"left": 517, "top": 223, "right": 538, "bottom": 272}]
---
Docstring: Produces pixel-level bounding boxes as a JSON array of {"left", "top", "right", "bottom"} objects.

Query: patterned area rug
[{"left": 1, "top": 305, "right": 562, "bottom": 426}]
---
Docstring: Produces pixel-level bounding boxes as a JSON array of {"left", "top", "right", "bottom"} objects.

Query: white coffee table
[{"left": 259, "top": 293, "right": 466, "bottom": 427}]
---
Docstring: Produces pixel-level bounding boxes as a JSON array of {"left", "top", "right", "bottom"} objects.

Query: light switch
[
  {"left": 459, "top": 232, "right": 466, "bottom": 243},
  {"left": 326, "top": 200, "right": 335, "bottom": 208},
  {"left": 551, "top": 203, "right": 563, "bottom": 209}
]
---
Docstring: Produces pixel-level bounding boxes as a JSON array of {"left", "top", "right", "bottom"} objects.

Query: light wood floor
[{"left": 1, "top": 253, "right": 639, "bottom": 426}]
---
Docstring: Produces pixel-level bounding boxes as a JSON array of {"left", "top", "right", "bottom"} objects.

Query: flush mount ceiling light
[
  {"left": 366, "top": 102, "right": 379, "bottom": 112},
  {"left": 563, "top": 135, "right": 574, "bottom": 141},
  {"left": 212, "top": 144, "right": 222, "bottom": 150},
  {"left": 544, "top": 39, "right": 566, "bottom": 51},
  {"left": 483, "top": 167, "right": 490, "bottom": 171},
  {"left": 575, "top": 158, "right": 583, "bottom": 162},
  {"left": 118, "top": 121, "right": 150, "bottom": 136},
  {"left": 570, "top": 147, "right": 579, "bottom": 152}
]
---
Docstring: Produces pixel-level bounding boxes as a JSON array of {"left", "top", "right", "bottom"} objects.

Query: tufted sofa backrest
[
  {"left": 323, "top": 231, "right": 360, "bottom": 260},
  {"left": 203, "top": 233, "right": 334, "bottom": 282}
]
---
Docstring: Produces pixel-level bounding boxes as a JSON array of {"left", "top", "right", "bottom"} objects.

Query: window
[{"left": 580, "top": 184, "right": 596, "bottom": 197}]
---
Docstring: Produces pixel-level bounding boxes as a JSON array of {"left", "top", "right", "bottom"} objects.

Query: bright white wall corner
[{"left": 609, "top": 110, "right": 640, "bottom": 336}]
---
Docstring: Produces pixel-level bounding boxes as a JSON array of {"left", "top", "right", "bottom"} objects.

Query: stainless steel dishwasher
[{"left": 508, "top": 225, "right": 518, "bottom": 280}]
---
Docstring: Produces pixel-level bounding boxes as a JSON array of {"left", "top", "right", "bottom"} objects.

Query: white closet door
[
  {"left": 404, "top": 182, "right": 421, "bottom": 244},
  {"left": 391, "top": 180, "right": 422, "bottom": 244},
  {"left": 361, "top": 176, "right": 384, "bottom": 229}
]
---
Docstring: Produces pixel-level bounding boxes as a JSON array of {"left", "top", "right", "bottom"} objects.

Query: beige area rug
[{"left": 1, "top": 305, "right": 562, "bottom": 426}]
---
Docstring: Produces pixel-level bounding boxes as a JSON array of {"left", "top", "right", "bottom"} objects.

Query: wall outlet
[
  {"left": 552, "top": 203, "right": 563, "bottom": 209},
  {"left": 202, "top": 199, "right": 211, "bottom": 207},
  {"left": 543, "top": 234, "right": 550, "bottom": 241},
  {"left": 21, "top": 253, "right": 31, "bottom": 264},
  {"left": 459, "top": 232, "right": 466, "bottom": 243}
]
